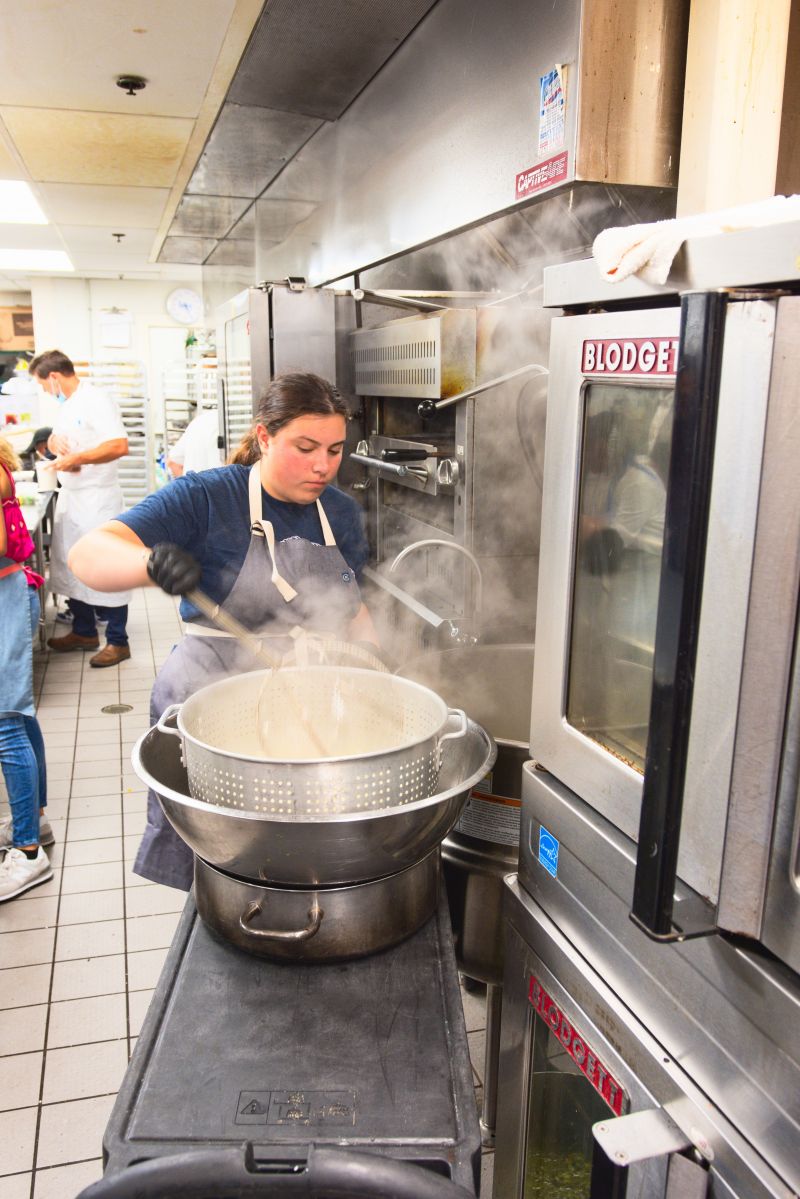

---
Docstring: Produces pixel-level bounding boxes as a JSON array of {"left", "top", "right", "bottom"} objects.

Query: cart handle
[{"left": 75, "top": 1142, "right": 477, "bottom": 1198}]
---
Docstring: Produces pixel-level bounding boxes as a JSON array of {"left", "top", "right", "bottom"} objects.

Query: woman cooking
[{"left": 68, "top": 372, "right": 378, "bottom": 890}]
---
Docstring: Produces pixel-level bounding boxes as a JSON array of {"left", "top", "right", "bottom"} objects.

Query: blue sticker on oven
[{"left": 538, "top": 826, "right": 559, "bottom": 877}]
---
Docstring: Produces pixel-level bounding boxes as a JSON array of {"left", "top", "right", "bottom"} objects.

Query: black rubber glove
[{"left": 146, "top": 543, "right": 202, "bottom": 596}]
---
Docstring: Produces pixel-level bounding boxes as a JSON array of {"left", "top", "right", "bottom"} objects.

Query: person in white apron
[
  {"left": 29, "top": 350, "right": 132, "bottom": 668},
  {"left": 0, "top": 443, "right": 53, "bottom": 902},
  {"left": 67, "top": 371, "right": 378, "bottom": 889}
]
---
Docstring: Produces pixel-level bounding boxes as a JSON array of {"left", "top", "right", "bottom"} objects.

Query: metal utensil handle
[
  {"left": 185, "top": 587, "right": 282, "bottom": 670},
  {"left": 185, "top": 587, "right": 331, "bottom": 758},
  {"left": 155, "top": 704, "right": 182, "bottom": 739},
  {"left": 239, "top": 897, "right": 323, "bottom": 942}
]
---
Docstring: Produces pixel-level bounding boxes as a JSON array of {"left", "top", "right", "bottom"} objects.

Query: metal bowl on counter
[{"left": 132, "top": 714, "right": 496, "bottom": 889}]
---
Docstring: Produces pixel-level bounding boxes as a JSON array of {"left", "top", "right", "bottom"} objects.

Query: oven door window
[
  {"left": 566, "top": 382, "right": 674, "bottom": 773},
  {"left": 523, "top": 1007, "right": 612, "bottom": 1196}
]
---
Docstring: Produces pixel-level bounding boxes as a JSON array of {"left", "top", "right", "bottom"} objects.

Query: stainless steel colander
[{"left": 156, "top": 666, "right": 467, "bottom": 817}]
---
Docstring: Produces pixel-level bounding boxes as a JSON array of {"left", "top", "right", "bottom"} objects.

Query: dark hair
[
  {"left": 29, "top": 350, "right": 76, "bottom": 379},
  {"left": 228, "top": 371, "right": 348, "bottom": 466}
]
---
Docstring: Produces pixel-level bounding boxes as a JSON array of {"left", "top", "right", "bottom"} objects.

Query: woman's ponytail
[{"left": 227, "top": 429, "right": 260, "bottom": 465}]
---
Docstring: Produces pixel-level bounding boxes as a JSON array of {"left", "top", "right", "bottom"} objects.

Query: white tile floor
[{"left": 0, "top": 588, "right": 493, "bottom": 1198}]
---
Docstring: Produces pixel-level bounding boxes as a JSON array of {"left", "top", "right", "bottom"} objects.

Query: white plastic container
[{"left": 35, "top": 459, "right": 58, "bottom": 490}]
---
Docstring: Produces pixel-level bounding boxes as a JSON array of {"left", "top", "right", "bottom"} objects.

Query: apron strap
[
  {"left": 0, "top": 562, "right": 23, "bottom": 581},
  {"left": 246, "top": 463, "right": 337, "bottom": 601},
  {"left": 316, "top": 498, "right": 336, "bottom": 547}
]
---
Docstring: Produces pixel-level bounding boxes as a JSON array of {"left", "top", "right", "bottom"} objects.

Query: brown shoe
[
  {"left": 89, "top": 644, "right": 131, "bottom": 668},
  {"left": 47, "top": 631, "right": 100, "bottom": 652}
]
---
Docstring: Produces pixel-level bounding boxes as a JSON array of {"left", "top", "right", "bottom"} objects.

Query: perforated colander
[{"left": 156, "top": 666, "right": 467, "bottom": 817}]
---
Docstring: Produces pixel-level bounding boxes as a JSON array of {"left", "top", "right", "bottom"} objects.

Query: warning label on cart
[
  {"left": 235, "top": 1089, "right": 356, "bottom": 1126},
  {"left": 528, "top": 977, "right": 627, "bottom": 1116},
  {"left": 456, "top": 779, "right": 521, "bottom": 846}
]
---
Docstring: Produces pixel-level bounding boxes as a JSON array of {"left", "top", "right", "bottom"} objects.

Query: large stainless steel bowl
[{"left": 132, "top": 715, "right": 496, "bottom": 887}]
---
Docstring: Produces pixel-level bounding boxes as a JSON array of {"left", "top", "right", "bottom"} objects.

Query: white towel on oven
[{"left": 593, "top": 194, "right": 800, "bottom": 286}]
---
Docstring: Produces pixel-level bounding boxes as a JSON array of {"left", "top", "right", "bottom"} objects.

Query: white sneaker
[
  {"left": 0, "top": 814, "right": 54, "bottom": 851},
  {"left": 0, "top": 847, "right": 53, "bottom": 902}
]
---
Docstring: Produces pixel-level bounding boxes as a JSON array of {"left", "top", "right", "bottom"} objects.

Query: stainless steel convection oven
[
  {"left": 214, "top": 281, "right": 336, "bottom": 456},
  {"left": 494, "top": 223, "right": 800, "bottom": 1198}
]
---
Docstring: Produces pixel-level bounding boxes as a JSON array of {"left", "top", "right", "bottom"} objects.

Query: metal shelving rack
[
  {"left": 162, "top": 358, "right": 218, "bottom": 455},
  {"left": 73, "top": 359, "right": 150, "bottom": 507}
]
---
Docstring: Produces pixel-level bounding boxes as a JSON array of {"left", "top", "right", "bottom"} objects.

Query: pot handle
[
  {"left": 438, "top": 708, "right": 468, "bottom": 745},
  {"left": 155, "top": 704, "right": 182, "bottom": 739},
  {"left": 239, "top": 896, "right": 323, "bottom": 942}
]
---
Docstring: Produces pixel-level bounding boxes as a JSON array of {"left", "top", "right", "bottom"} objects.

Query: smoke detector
[{"left": 116, "top": 75, "right": 147, "bottom": 96}]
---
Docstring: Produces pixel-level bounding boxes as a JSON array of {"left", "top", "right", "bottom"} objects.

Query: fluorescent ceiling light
[
  {"left": 0, "top": 249, "right": 73, "bottom": 271},
  {"left": 0, "top": 181, "right": 48, "bottom": 224}
]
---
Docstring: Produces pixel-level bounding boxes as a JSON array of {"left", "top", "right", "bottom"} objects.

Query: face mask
[{"left": 55, "top": 391, "right": 67, "bottom": 404}]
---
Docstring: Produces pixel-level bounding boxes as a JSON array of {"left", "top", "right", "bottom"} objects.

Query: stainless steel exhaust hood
[
  {"left": 164, "top": 0, "right": 688, "bottom": 283},
  {"left": 253, "top": 0, "right": 689, "bottom": 283}
]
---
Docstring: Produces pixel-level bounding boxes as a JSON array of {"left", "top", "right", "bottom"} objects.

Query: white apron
[{"left": 49, "top": 482, "right": 131, "bottom": 606}]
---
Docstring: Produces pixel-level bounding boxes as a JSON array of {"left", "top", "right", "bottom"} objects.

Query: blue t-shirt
[{"left": 116, "top": 465, "right": 368, "bottom": 621}]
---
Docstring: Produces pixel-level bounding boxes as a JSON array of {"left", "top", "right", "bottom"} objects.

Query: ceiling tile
[
  {"left": 0, "top": 0, "right": 239, "bottom": 120},
  {"left": 37, "top": 183, "right": 170, "bottom": 229},
  {"left": 158, "top": 236, "right": 217, "bottom": 264},
  {"left": 186, "top": 104, "right": 322, "bottom": 198},
  {"left": 170, "top": 194, "right": 251, "bottom": 238},
  {"left": 1, "top": 108, "right": 193, "bottom": 187},
  {"left": 0, "top": 136, "right": 22, "bottom": 179},
  {"left": 58, "top": 226, "right": 157, "bottom": 255},
  {"left": 0, "top": 225, "right": 64, "bottom": 251}
]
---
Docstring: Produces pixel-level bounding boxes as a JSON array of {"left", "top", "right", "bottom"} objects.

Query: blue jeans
[
  {"left": 0, "top": 714, "right": 47, "bottom": 847},
  {"left": 71, "top": 598, "right": 129, "bottom": 646}
]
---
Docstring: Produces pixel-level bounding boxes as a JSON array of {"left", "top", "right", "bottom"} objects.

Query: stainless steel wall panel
[
  {"left": 227, "top": 0, "right": 439, "bottom": 121},
  {"left": 204, "top": 239, "right": 255, "bottom": 269},
  {"left": 159, "top": 235, "right": 217, "bottom": 264},
  {"left": 187, "top": 104, "right": 322, "bottom": 199},
  {"left": 170, "top": 193, "right": 252, "bottom": 239},
  {"left": 259, "top": 0, "right": 584, "bottom": 281}
]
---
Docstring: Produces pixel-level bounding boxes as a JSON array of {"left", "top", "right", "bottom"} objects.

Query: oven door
[
  {"left": 530, "top": 298, "right": 777, "bottom": 911},
  {"left": 494, "top": 876, "right": 790, "bottom": 1199}
]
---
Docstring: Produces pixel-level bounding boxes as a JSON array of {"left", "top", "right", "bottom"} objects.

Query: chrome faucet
[{"left": 389, "top": 539, "right": 483, "bottom": 644}]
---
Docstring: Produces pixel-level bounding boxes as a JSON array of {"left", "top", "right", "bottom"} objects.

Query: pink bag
[{"left": 2, "top": 463, "right": 37, "bottom": 565}]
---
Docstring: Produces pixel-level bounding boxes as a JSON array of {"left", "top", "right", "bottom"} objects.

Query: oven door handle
[{"left": 630, "top": 292, "right": 727, "bottom": 941}]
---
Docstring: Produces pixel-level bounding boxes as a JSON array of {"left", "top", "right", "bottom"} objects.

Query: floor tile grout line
[{"left": 28, "top": 608, "right": 80, "bottom": 1199}]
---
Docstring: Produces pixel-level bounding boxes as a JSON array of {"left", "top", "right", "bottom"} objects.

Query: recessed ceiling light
[
  {"left": 0, "top": 181, "right": 48, "bottom": 224},
  {"left": 0, "top": 249, "right": 73, "bottom": 271}
]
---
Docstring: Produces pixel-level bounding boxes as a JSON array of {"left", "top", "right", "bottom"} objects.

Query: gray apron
[{"left": 134, "top": 465, "right": 363, "bottom": 889}]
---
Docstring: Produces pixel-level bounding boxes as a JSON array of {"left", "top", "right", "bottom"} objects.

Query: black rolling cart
[{"left": 78, "top": 893, "right": 481, "bottom": 1198}]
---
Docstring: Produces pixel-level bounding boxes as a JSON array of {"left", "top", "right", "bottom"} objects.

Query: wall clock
[{"left": 166, "top": 288, "right": 204, "bottom": 325}]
